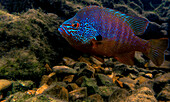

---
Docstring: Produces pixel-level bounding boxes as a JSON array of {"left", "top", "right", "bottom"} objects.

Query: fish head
[{"left": 58, "top": 16, "right": 99, "bottom": 46}]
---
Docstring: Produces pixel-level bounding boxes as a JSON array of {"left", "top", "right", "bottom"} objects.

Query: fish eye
[{"left": 72, "top": 21, "right": 80, "bottom": 28}]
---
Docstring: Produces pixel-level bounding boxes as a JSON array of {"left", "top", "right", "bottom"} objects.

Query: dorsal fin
[
  {"left": 125, "top": 15, "right": 150, "bottom": 35},
  {"left": 104, "top": 7, "right": 150, "bottom": 35}
]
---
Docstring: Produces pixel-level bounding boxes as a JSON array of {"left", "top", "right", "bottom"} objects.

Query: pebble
[
  {"left": 144, "top": 73, "right": 153, "bottom": 79},
  {"left": 66, "top": 83, "right": 79, "bottom": 92},
  {"left": 43, "top": 84, "right": 69, "bottom": 101},
  {"left": 96, "top": 74, "right": 114, "bottom": 86},
  {"left": 135, "top": 76, "right": 150, "bottom": 85},
  {"left": 69, "top": 87, "right": 87, "bottom": 101},
  {"left": 52, "top": 65, "right": 77, "bottom": 75},
  {"left": 88, "top": 94, "right": 104, "bottom": 102},
  {"left": 63, "top": 75, "right": 74, "bottom": 82},
  {"left": 35, "top": 84, "right": 49, "bottom": 95},
  {"left": 62, "top": 57, "right": 77, "bottom": 66},
  {"left": 90, "top": 56, "right": 103, "bottom": 65}
]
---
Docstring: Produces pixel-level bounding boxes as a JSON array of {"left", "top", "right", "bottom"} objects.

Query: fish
[{"left": 58, "top": 6, "right": 168, "bottom": 66}]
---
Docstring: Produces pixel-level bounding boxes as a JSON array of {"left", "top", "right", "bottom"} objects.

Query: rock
[
  {"left": 116, "top": 80, "right": 124, "bottom": 88},
  {"left": 35, "top": 84, "right": 49, "bottom": 95},
  {"left": 78, "top": 57, "right": 92, "bottom": 66},
  {"left": 125, "top": 87, "right": 157, "bottom": 102},
  {"left": 44, "top": 64, "right": 52, "bottom": 73},
  {"left": 98, "top": 86, "right": 114, "bottom": 100},
  {"left": 125, "top": 66, "right": 139, "bottom": 76},
  {"left": 66, "top": 83, "right": 79, "bottom": 92},
  {"left": 63, "top": 75, "right": 74, "bottom": 82},
  {"left": 104, "top": 67, "right": 112, "bottom": 75},
  {"left": 138, "top": 72, "right": 145, "bottom": 76},
  {"left": 54, "top": 82, "right": 68, "bottom": 88},
  {"left": 144, "top": 73, "right": 153, "bottom": 79},
  {"left": 43, "top": 84, "right": 69, "bottom": 101},
  {"left": 134, "top": 51, "right": 146, "bottom": 67},
  {"left": 73, "top": 62, "right": 89, "bottom": 71},
  {"left": 17, "top": 80, "right": 34, "bottom": 90},
  {"left": 157, "top": 84, "right": 170, "bottom": 101},
  {"left": 81, "top": 77, "right": 99, "bottom": 95},
  {"left": 99, "top": 86, "right": 128, "bottom": 101},
  {"left": 96, "top": 74, "right": 114, "bottom": 86},
  {"left": 25, "top": 90, "right": 36, "bottom": 95},
  {"left": 137, "top": 67, "right": 152, "bottom": 73},
  {"left": 0, "top": 79, "right": 12, "bottom": 92},
  {"left": 75, "top": 76, "right": 86, "bottom": 86},
  {"left": 25, "top": 94, "right": 64, "bottom": 102},
  {"left": 77, "top": 64, "right": 95, "bottom": 78},
  {"left": 93, "top": 66, "right": 105, "bottom": 74},
  {"left": 112, "top": 63, "right": 128, "bottom": 76},
  {"left": 135, "top": 76, "right": 150, "bottom": 85},
  {"left": 146, "top": 60, "right": 170, "bottom": 69},
  {"left": 153, "top": 72, "right": 170, "bottom": 95},
  {"left": 52, "top": 66, "right": 77, "bottom": 75},
  {"left": 128, "top": 73, "right": 137, "bottom": 79},
  {"left": 39, "top": 75, "right": 53, "bottom": 86},
  {"left": 87, "top": 94, "right": 104, "bottom": 102},
  {"left": 103, "top": 59, "right": 115, "bottom": 67},
  {"left": 109, "top": 87, "right": 130, "bottom": 102},
  {"left": 90, "top": 56, "right": 103, "bottom": 65},
  {"left": 62, "top": 57, "right": 77, "bottom": 67},
  {"left": 69, "top": 87, "right": 87, "bottom": 101},
  {"left": 119, "top": 77, "right": 137, "bottom": 91},
  {"left": 5, "top": 92, "right": 33, "bottom": 102}
]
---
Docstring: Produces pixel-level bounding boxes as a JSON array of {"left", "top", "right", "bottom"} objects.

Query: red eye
[{"left": 72, "top": 21, "right": 80, "bottom": 28}]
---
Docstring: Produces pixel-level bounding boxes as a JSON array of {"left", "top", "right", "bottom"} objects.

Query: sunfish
[{"left": 58, "top": 6, "right": 168, "bottom": 66}]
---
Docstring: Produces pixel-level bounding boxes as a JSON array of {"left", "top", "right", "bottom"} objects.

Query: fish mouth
[{"left": 58, "top": 25, "right": 69, "bottom": 37}]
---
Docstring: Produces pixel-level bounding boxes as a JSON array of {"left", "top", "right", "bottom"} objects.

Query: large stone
[
  {"left": 0, "top": 79, "right": 12, "bottom": 92},
  {"left": 125, "top": 87, "right": 157, "bottom": 102}
]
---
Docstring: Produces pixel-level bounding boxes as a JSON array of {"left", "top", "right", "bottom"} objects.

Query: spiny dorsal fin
[
  {"left": 125, "top": 16, "right": 150, "bottom": 35},
  {"left": 106, "top": 8, "right": 150, "bottom": 35}
]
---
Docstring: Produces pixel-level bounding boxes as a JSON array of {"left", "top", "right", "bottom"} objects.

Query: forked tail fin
[{"left": 144, "top": 38, "right": 168, "bottom": 66}]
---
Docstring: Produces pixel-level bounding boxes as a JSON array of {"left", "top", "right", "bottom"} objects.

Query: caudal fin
[{"left": 145, "top": 38, "right": 168, "bottom": 66}]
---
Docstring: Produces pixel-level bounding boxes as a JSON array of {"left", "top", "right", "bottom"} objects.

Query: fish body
[{"left": 58, "top": 6, "right": 168, "bottom": 66}]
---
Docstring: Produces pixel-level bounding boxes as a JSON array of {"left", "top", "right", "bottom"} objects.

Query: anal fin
[{"left": 115, "top": 51, "right": 135, "bottom": 66}]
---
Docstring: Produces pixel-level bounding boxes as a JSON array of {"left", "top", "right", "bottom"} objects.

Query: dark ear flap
[{"left": 96, "top": 34, "right": 102, "bottom": 41}]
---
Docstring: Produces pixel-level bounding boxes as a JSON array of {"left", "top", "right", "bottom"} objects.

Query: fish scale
[{"left": 58, "top": 6, "right": 168, "bottom": 66}]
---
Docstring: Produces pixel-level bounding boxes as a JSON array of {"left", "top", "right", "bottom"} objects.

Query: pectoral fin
[{"left": 115, "top": 51, "right": 135, "bottom": 65}]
